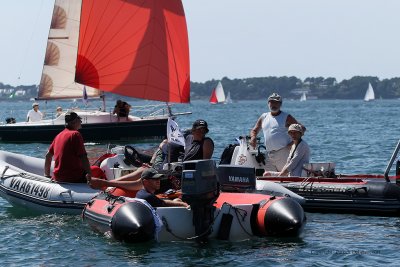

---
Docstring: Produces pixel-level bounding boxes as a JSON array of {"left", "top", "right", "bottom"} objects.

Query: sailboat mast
[{"left": 101, "top": 94, "right": 106, "bottom": 112}]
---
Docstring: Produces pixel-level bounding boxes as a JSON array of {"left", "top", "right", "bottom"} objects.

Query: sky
[{"left": 1, "top": 0, "right": 400, "bottom": 86}]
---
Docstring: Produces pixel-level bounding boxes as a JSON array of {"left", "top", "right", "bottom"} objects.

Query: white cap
[
  {"left": 288, "top": 124, "right": 303, "bottom": 134},
  {"left": 268, "top": 93, "right": 282, "bottom": 102}
]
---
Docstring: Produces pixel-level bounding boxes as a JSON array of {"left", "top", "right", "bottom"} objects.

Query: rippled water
[{"left": 0, "top": 99, "right": 399, "bottom": 266}]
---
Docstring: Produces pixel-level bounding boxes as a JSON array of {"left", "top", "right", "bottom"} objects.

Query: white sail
[
  {"left": 37, "top": 0, "right": 101, "bottom": 100},
  {"left": 225, "top": 91, "right": 233, "bottom": 104},
  {"left": 364, "top": 83, "right": 375, "bottom": 102},
  {"left": 215, "top": 81, "right": 226, "bottom": 103},
  {"left": 300, "top": 92, "right": 307, "bottom": 101}
]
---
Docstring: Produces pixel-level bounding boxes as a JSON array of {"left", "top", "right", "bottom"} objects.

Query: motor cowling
[
  {"left": 181, "top": 160, "right": 219, "bottom": 242},
  {"left": 217, "top": 165, "right": 255, "bottom": 192}
]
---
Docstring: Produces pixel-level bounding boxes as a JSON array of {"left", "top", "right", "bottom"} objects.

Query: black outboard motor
[
  {"left": 217, "top": 165, "right": 256, "bottom": 192},
  {"left": 5, "top": 117, "right": 16, "bottom": 124},
  {"left": 181, "top": 160, "right": 219, "bottom": 243},
  {"left": 396, "top": 159, "right": 400, "bottom": 177}
]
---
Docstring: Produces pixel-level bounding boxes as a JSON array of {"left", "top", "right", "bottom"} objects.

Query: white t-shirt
[{"left": 27, "top": 110, "right": 43, "bottom": 122}]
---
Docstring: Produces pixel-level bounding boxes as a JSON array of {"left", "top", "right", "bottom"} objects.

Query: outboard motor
[
  {"left": 396, "top": 159, "right": 400, "bottom": 177},
  {"left": 217, "top": 165, "right": 256, "bottom": 192},
  {"left": 5, "top": 117, "right": 16, "bottom": 124},
  {"left": 181, "top": 160, "right": 219, "bottom": 243}
]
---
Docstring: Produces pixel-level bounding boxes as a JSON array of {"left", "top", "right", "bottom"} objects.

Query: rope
[{"left": 161, "top": 206, "right": 223, "bottom": 241}]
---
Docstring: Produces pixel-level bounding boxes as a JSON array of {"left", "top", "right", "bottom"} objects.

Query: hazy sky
[{"left": 1, "top": 0, "right": 400, "bottom": 86}]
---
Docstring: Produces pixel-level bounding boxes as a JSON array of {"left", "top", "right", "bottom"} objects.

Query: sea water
[{"left": 0, "top": 99, "right": 399, "bottom": 266}]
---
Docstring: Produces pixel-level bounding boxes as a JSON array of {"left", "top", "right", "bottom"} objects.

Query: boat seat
[{"left": 100, "top": 154, "right": 137, "bottom": 180}]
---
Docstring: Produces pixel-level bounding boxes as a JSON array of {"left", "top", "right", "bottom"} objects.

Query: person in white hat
[
  {"left": 26, "top": 102, "right": 43, "bottom": 122},
  {"left": 250, "top": 93, "right": 306, "bottom": 172},
  {"left": 274, "top": 123, "right": 310, "bottom": 176}
]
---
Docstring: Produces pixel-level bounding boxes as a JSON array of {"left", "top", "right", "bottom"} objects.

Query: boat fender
[{"left": 110, "top": 200, "right": 156, "bottom": 243}]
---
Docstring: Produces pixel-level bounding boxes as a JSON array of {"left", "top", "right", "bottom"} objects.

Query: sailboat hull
[{"left": 0, "top": 117, "right": 167, "bottom": 143}]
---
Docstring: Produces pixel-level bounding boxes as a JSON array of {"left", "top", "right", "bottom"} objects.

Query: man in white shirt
[
  {"left": 27, "top": 103, "right": 43, "bottom": 122},
  {"left": 250, "top": 93, "right": 305, "bottom": 172}
]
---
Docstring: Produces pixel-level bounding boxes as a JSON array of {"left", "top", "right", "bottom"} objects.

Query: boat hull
[
  {"left": 0, "top": 150, "right": 99, "bottom": 214},
  {"left": 258, "top": 177, "right": 400, "bottom": 216},
  {"left": 82, "top": 191, "right": 306, "bottom": 243},
  {"left": 0, "top": 117, "right": 167, "bottom": 143},
  {"left": 226, "top": 142, "right": 400, "bottom": 216}
]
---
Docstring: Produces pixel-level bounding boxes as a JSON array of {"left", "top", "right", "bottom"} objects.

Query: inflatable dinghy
[
  {"left": 0, "top": 150, "right": 99, "bottom": 214},
  {"left": 83, "top": 160, "right": 306, "bottom": 243}
]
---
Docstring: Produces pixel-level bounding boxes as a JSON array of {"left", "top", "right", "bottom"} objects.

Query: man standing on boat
[
  {"left": 44, "top": 111, "right": 92, "bottom": 183},
  {"left": 249, "top": 93, "right": 306, "bottom": 172},
  {"left": 26, "top": 103, "right": 43, "bottom": 122}
]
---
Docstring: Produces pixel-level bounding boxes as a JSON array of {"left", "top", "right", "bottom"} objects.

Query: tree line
[
  {"left": 190, "top": 76, "right": 400, "bottom": 100},
  {"left": 2, "top": 76, "right": 400, "bottom": 100}
]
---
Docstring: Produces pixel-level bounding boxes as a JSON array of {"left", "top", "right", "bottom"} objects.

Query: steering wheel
[{"left": 124, "top": 145, "right": 143, "bottom": 167}]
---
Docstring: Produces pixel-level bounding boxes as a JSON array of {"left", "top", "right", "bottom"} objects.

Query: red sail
[
  {"left": 75, "top": 0, "right": 190, "bottom": 103},
  {"left": 209, "top": 89, "right": 218, "bottom": 104}
]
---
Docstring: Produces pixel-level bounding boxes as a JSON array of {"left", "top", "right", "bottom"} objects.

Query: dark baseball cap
[
  {"left": 65, "top": 111, "right": 82, "bottom": 123},
  {"left": 141, "top": 168, "right": 164, "bottom": 180},
  {"left": 192, "top": 119, "right": 209, "bottom": 133}
]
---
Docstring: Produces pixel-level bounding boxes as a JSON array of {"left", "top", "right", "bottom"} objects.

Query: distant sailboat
[
  {"left": 209, "top": 81, "right": 226, "bottom": 104},
  {"left": 225, "top": 91, "right": 233, "bottom": 104},
  {"left": 300, "top": 92, "right": 307, "bottom": 102},
  {"left": 364, "top": 83, "right": 375, "bottom": 102}
]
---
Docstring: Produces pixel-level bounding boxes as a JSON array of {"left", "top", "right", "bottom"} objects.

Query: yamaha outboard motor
[
  {"left": 181, "top": 160, "right": 219, "bottom": 243},
  {"left": 217, "top": 165, "right": 256, "bottom": 192}
]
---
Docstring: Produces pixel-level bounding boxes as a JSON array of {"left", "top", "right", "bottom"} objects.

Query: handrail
[{"left": 384, "top": 139, "right": 400, "bottom": 182}]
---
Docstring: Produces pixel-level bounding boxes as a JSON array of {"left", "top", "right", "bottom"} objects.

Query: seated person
[
  {"left": 56, "top": 107, "right": 63, "bottom": 117},
  {"left": 263, "top": 123, "right": 310, "bottom": 177},
  {"left": 113, "top": 99, "right": 131, "bottom": 120},
  {"left": 183, "top": 119, "right": 214, "bottom": 161},
  {"left": 89, "top": 140, "right": 184, "bottom": 190},
  {"left": 135, "top": 168, "right": 188, "bottom": 207}
]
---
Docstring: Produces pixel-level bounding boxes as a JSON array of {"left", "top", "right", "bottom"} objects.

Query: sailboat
[
  {"left": 364, "top": 83, "right": 375, "bottom": 102},
  {"left": 300, "top": 92, "right": 307, "bottom": 102},
  {"left": 209, "top": 81, "right": 226, "bottom": 104},
  {"left": 0, "top": 0, "right": 190, "bottom": 143},
  {"left": 225, "top": 91, "right": 233, "bottom": 104}
]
